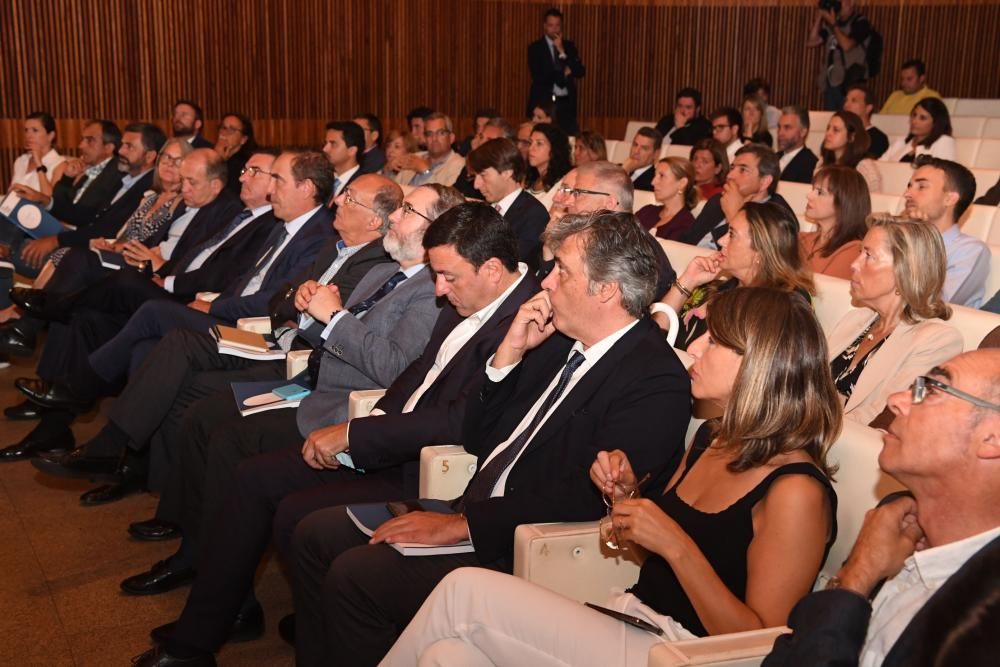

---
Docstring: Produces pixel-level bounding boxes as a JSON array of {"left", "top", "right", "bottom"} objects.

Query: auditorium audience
[
  {"left": 744, "top": 77, "right": 781, "bottom": 128},
  {"left": 530, "top": 100, "right": 556, "bottom": 125},
  {"left": 880, "top": 58, "right": 942, "bottom": 115},
  {"left": 379, "top": 129, "right": 419, "bottom": 180},
  {"left": 636, "top": 157, "right": 698, "bottom": 241},
  {"left": 406, "top": 106, "right": 433, "bottom": 151},
  {"left": 903, "top": 157, "right": 988, "bottom": 307},
  {"left": 843, "top": 84, "right": 889, "bottom": 158},
  {"left": 353, "top": 113, "right": 386, "bottom": 174},
  {"left": 451, "top": 118, "right": 514, "bottom": 199},
  {"left": 827, "top": 215, "right": 962, "bottom": 426},
  {"left": 766, "top": 349, "right": 1000, "bottom": 667},
  {"left": 818, "top": 110, "right": 883, "bottom": 193},
  {"left": 775, "top": 106, "right": 818, "bottom": 183},
  {"left": 572, "top": 129, "right": 607, "bottom": 166},
  {"left": 660, "top": 201, "right": 813, "bottom": 350},
  {"left": 740, "top": 95, "right": 773, "bottom": 148},
  {"left": 384, "top": 286, "right": 840, "bottom": 665},
  {"left": 622, "top": 127, "right": 662, "bottom": 191},
  {"left": 655, "top": 87, "right": 712, "bottom": 146},
  {"left": 171, "top": 99, "right": 212, "bottom": 148},
  {"left": 212, "top": 113, "right": 255, "bottom": 195},
  {"left": 525, "top": 122, "right": 571, "bottom": 195},
  {"left": 683, "top": 144, "right": 792, "bottom": 249},
  {"left": 710, "top": 107, "right": 743, "bottom": 163},
  {"left": 455, "top": 107, "right": 501, "bottom": 156},
  {"left": 515, "top": 121, "right": 533, "bottom": 161},
  {"left": 801, "top": 165, "right": 869, "bottom": 280},
  {"left": 689, "top": 138, "right": 727, "bottom": 200},
  {"left": 881, "top": 97, "right": 956, "bottom": 162}
]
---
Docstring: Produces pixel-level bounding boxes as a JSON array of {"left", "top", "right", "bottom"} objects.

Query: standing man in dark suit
[
  {"left": 285, "top": 211, "right": 691, "bottom": 666},
  {"left": 527, "top": 7, "right": 585, "bottom": 135},
  {"left": 655, "top": 87, "right": 713, "bottom": 146},
  {"left": 765, "top": 350, "right": 1000, "bottom": 667},
  {"left": 0, "top": 123, "right": 167, "bottom": 357},
  {"left": 466, "top": 138, "right": 548, "bottom": 268},
  {"left": 354, "top": 113, "right": 386, "bottom": 174},
  {"left": 683, "top": 144, "right": 792, "bottom": 249},
  {"left": 622, "top": 127, "right": 663, "bottom": 192},
  {"left": 776, "top": 106, "right": 818, "bottom": 184},
  {"left": 172, "top": 99, "right": 213, "bottom": 149}
]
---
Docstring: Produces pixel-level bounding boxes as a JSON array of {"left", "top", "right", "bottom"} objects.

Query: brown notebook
[{"left": 211, "top": 324, "right": 271, "bottom": 353}]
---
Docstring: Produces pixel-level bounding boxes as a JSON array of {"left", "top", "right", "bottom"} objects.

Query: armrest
[
  {"left": 418, "top": 445, "right": 477, "bottom": 500},
  {"left": 513, "top": 521, "right": 642, "bottom": 604},
  {"left": 348, "top": 389, "right": 387, "bottom": 419},
  {"left": 286, "top": 349, "right": 310, "bottom": 380},
  {"left": 236, "top": 316, "right": 271, "bottom": 333},
  {"left": 195, "top": 291, "right": 221, "bottom": 302},
  {"left": 647, "top": 627, "right": 789, "bottom": 666}
]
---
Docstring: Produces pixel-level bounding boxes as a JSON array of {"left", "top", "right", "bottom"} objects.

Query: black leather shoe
[
  {"left": 80, "top": 475, "right": 146, "bottom": 506},
  {"left": 130, "top": 646, "right": 215, "bottom": 667},
  {"left": 9, "top": 288, "right": 69, "bottom": 322},
  {"left": 15, "top": 377, "right": 93, "bottom": 413},
  {"left": 0, "top": 323, "right": 35, "bottom": 357},
  {"left": 0, "top": 429, "right": 74, "bottom": 462},
  {"left": 150, "top": 601, "right": 264, "bottom": 645},
  {"left": 30, "top": 447, "right": 122, "bottom": 482},
  {"left": 3, "top": 399, "right": 48, "bottom": 420},
  {"left": 278, "top": 613, "right": 295, "bottom": 646},
  {"left": 121, "top": 559, "right": 196, "bottom": 596},
  {"left": 129, "top": 518, "right": 181, "bottom": 541}
]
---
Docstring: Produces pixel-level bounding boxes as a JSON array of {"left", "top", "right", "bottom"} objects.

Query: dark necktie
[
  {"left": 231, "top": 224, "right": 288, "bottom": 295},
  {"left": 177, "top": 209, "right": 254, "bottom": 272},
  {"left": 305, "top": 270, "right": 408, "bottom": 386},
  {"left": 456, "top": 350, "right": 586, "bottom": 510}
]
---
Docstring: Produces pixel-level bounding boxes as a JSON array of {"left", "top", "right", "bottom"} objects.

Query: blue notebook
[
  {"left": 230, "top": 371, "right": 312, "bottom": 416},
  {"left": 0, "top": 192, "right": 63, "bottom": 239}
]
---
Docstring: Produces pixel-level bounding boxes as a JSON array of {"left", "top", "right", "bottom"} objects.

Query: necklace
[{"left": 864, "top": 316, "right": 881, "bottom": 342}]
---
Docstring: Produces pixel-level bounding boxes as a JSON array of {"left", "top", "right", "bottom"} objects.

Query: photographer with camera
[{"left": 808, "top": 0, "right": 877, "bottom": 111}]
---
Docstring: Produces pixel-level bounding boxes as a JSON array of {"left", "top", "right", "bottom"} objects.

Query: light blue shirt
[
  {"left": 940, "top": 224, "right": 991, "bottom": 308},
  {"left": 111, "top": 168, "right": 152, "bottom": 204}
]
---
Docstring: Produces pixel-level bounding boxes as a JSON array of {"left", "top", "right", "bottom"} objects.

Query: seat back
[
  {"left": 984, "top": 118, "right": 1000, "bottom": 140},
  {"left": 877, "top": 161, "right": 913, "bottom": 197},
  {"left": 608, "top": 140, "right": 631, "bottom": 165},
  {"left": 805, "top": 131, "right": 825, "bottom": 155},
  {"left": 972, "top": 168, "right": 1000, "bottom": 198},
  {"left": 812, "top": 274, "right": 855, "bottom": 333},
  {"left": 808, "top": 111, "right": 833, "bottom": 134},
  {"left": 955, "top": 138, "right": 982, "bottom": 167},
  {"left": 974, "top": 139, "right": 1000, "bottom": 169},
  {"left": 632, "top": 189, "right": 657, "bottom": 212},
  {"left": 776, "top": 181, "right": 810, "bottom": 216},
  {"left": 624, "top": 120, "right": 655, "bottom": 146},
  {"left": 662, "top": 144, "right": 692, "bottom": 159},
  {"left": 818, "top": 421, "right": 906, "bottom": 586},
  {"left": 949, "top": 301, "right": 1000, "bottom": 351},
  {"left": 869, "top": 192, "right": 903, "bottom": 215},
  {"left": 870, "top": 113, "right": 911, "bottom": 137},
  {"left": 951, "top": 116, "right": 988, "bottom": 138},
  {"left": 988, "top": 208, "right": 1000, "bottom": 246},
  {"left": 535, "top": 178, "right": 562, "bottom": 212},
  {"left": 659, "top": 239, "right": 714, "bottom": 275},
  {"left": 953, "top": 98, "right": 1000, "bottom": 117},
  {"left": 958, "top": 204, "right": 996, "bottom": 242}
]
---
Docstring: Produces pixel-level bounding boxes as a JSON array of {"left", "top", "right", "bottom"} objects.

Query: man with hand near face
[{"left": 655, "top": 87, "right": 712, "bottom": 146}]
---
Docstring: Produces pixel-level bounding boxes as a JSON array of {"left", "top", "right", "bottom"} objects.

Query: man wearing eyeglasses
[
  {"left": 710, "top": 107, "right": 744, "bottom": 164},
  {"left": 398, "top": 112, "right": 466, "bottom": 188},
  {"left": 766, "top": 349, "right": 1000, "bottom": 667},
  {"left": 352, "top": 113, "right": 386, "bottom": 175}
]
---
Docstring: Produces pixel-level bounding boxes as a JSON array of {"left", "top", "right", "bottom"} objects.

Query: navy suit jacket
[
  {"left": 778, "top": 149, "right": 819, "bottom": 184},
  {"left": 632, "top": 166, "right": 655, "bottom": 191},
  {"left": 152, "top": 190, "right": 243, "bottom": 273},
  {"left": 57, "top": 170, "right": 154, "bottom": 248},
  {"left": 208, "top": 205, "right": 335, "bottom": 322},
  {"left": 504, "top": 191, "right": 548, "bottom": 270},
  {"left": 526, "top": 37, "right": 585, "bottom": 115},
  {"left": 49, "top": 160, "right": 123, "bottom": 229}
]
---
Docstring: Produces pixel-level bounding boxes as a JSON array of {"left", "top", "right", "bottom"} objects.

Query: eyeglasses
[
  {"left": 599, "top": 473, "right": 651, "bottom": 551},
  {"left": 910, "top": 376, "right": 1000, "bottom": 412},
  {"left": 160, "top": 154, "right": 184, "bottom": 167},
  {"left": 557, "top": 186, "right": 610, "bottom": 199},
  {"left": 399, "top": 201, "right": 432, "bottom": 223},
  {"left": 343, "top": 188, "right": 375, "bottom": 212},
  {"left": 424, "top": 128, "right": 452, "bottom": 138},
  {"left": 240, "top": 165, "right": 271, "bottom": 178},
  {"left": 219, "top": 124, "right": 244, "bottom": 134}
]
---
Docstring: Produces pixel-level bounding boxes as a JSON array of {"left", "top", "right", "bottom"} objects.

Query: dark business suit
[
  {"left": 165, "top": 274, "right": 541, "bottom": 656},
  {"left": 189, "top": 134, "right": 213, "bottom": 149},
  {"left": 56, "top": 170, "right": 154, "bottom": 248},
  {"left": 504, "top": 190, "right": 548, "bottom": 270},
  {"left": 359, "top": 146, "right": 386, "bottom": 175},
  {"left": 223, "top": 150, "right": 250, "bottom": 196},
  {"left": 291, "top": 317, "right": 692, "bottom": 666},
  {"left": 527, "top": 36, "right": 585, "bottom": 134},
  {"left": 84, "top": 206, "right": 334, "bottom": 383},
  {"left": 682, "top": 192, "right": 794, "bottom": 249},
  {"left": 632, "top": 165, "right": 655, "bottom": 191},
  {"left": 764, "top": 534, "right": 1000, "bottom": 667},
  {"left": 49, "top": 160, "right": 124, "bottom": 229},
  {"left": 778, "top": 148, "right": 819, "bottom": 184},
  {"left": 654, "top": 115, "right": 712, "bottom": 146}
]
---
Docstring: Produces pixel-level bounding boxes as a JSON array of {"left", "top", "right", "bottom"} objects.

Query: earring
[{"left": 894, "top": 289, "right": 900, "bottom": 295}]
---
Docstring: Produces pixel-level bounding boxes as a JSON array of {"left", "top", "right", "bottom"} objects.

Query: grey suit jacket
[{"left": 295, "top": 262, "right": 440, "bottom": 435}]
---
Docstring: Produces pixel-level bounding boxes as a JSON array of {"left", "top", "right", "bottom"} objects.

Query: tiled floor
[{"left": 0, "top": 350, "right": 294, "bottom": 666}]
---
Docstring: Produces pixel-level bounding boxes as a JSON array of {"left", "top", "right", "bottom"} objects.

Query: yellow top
[{"left": 880, "top": 86, "right": 942, "bottom": 115}]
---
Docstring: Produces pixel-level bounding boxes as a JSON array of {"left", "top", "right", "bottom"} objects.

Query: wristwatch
[{"left": 36, "top": 165, "right": 48, "bottom": 174}]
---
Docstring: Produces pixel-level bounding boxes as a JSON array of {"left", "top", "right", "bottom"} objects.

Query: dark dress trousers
[
  {"left": 526, "top": 36, "right": 585, "bottom": 134},
  {"left": 166, "top": 274, "right": 541, "bottom": 656},
  {"left": 49, "top": 160, "right": 124, "bottom": 229},
  {"left": 778, "top": 148, "right": 819, "bottom": 184},
  {"left": 504, "top": 190, "right": 549, "bottom": 270},
  {"left": 764, "top": 534, "right": 1000, "bottom": 667},
  {"left": 654, "top": 115, "right": 712, "bottom": 146},
  {"left": 290, "top": 317, "right": 692, "bottom": 666}
]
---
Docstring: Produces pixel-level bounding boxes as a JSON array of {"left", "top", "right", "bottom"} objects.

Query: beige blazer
[
  {"left": 395, "top": 151, "right": 466, "bottom": 187},
  {"left": 827, "top": 308, "right": 964, "bottom": 425}
]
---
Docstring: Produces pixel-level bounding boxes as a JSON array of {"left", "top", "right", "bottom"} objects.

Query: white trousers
[{"left": 380, "top": 567, "right": 695, "bottom": 667}]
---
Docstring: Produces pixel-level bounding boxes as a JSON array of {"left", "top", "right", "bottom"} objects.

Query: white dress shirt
[
  {"left": 493, "top": 188, "right": 522, "bottom": 216},
  {"left": 156, "top": 206, "right": 199, "bottom": 260},
  {"left": 334, "top": 165, "right": 360, "bottom": 197},
  {"left": 860, "top": 525, "right": 1000, "bottom": 667},
  {"left": 778, "top": 146, "right": 804, "bottom": 173},
  {"left": 240, "top": 205, "right": 319, "bottom": 297},
  {"left": 481, "top": 319, "right": 640, "bottom": 496}
]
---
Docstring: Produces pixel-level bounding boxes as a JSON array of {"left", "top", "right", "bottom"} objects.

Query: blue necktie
[{"left": 456, "top": 351, "right": 586, "bottom": 509}]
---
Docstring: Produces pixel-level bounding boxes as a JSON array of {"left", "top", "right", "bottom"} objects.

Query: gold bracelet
[{"left": 673, "top": 279, "right": 693, "bottom": 298}]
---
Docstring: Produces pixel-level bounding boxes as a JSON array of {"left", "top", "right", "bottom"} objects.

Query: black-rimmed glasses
[
  {"left": 557, "top": 186, "right": 610, "bottom": 199},
  {"left": 911, "top": 376, "right": 1000, "bottom": 412},
  {"left": 399, "top": 201, "right": 432, "bottom": 223},
  {"left": 241, "top": 165, "right": 271, "bottom": 178}
]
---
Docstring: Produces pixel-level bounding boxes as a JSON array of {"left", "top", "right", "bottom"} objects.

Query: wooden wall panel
[{"left": 1, "top": 0, "right": 998, "bottom": 185}]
